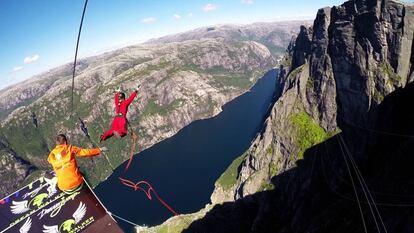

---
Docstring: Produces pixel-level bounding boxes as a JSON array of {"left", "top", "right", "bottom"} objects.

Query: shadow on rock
[{"left": 183, "top": 83, "right": 414, "bottom": 233}]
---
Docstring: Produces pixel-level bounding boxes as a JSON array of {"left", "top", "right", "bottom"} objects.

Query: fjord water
[{"left": 95, "top": 69, "right": 278, "bottom": 232}]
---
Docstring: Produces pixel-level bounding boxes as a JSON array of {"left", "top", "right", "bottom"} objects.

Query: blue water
[{"left": 95, "top": 69, "right": 278, "bottom": 232}]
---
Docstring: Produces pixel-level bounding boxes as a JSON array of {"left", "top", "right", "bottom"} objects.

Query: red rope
[
  {"left": 119, "top": 177, "right": 179, "bottom": 215},
  {"left": 118, "top": 130, "right": 179, "bottom": 216},
  {"left": 123, "top": 131, "right": 136, "bottom": 172}
]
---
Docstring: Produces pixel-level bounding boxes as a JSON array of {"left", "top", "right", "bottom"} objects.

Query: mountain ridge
[
  {"left": 0, "top": 21, "right": 304, "bottom": 121},
  {"left": 146, "top": 21, "right": 312, "bottom": 57}
]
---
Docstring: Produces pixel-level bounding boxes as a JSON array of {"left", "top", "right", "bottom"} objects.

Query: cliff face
[
  {"left": 0, "top": 138, "right": 36, "bottom": 196},
  {"left": 212, "top": 0, "right": 414, "bottom": 204},
  {"left": 185, "top": 82, "right": 414, "bottom": 233}
]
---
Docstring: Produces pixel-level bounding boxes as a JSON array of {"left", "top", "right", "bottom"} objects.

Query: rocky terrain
[
  {"left": 0, "top": 21, "right": 305, "bottom": 121},
  {"left": 139, "top": 0, "right": 414, "bottom": 232},
  {"left": 0, "top": 22, "right": 303, "bottom": 198},
  {"left": 0, "top": 138, "right": 36, "bottom": 196},
  {"left": 146, "top": 21, "right": 311, "bottom": 57},
  {"left": 218, "top": 0, "right": 414, "bottom": 204}
]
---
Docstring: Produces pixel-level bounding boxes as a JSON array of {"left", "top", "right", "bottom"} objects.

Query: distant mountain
[
  {"left": 0, "top": 21, "right": 301, "bottom": 197},
  {"left": 0, "top": 21, "right": 306, "bottom": 123},
  {"left": 0, "top": 60, "right": 90, "bottom": 120},
  {"left": 146, "top": 21, "right": 310, "bottom": 56}
]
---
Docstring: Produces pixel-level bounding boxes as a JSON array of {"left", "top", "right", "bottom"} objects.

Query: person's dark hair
[
  {"left": 119, "top": 92, "right": 126, "bottom": 100},
  {"left": 56, "top": 134, "right": 68, "bottom": 145}
]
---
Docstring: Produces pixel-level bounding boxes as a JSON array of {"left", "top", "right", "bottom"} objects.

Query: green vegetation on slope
[
  {"left": 288, "top": 65, "right": 304, "bottom": 80},
  {"left": 0, "top": 114, "right": 50, "bottom": 162},
  {"left": 216, "top": 152, "right": 247, "bottom": 191},
  {"left": 0, "top": 97, "right": 37, "bottom": 120},
  {"left": 155, "top": 216, "right": 193, "bottom": 233},
  {"left": 138, "top": 205, "right": 213, "bottom": 233},
  {"left": 290, "top": 111, "right": 329, "bottom": 160},
  {"left": 380, "top": 62, "right": 402, "bottom": 86},
  {"left": 214, "top": 74, "right": 253, "bottom": 89},
  {"left": 373, "top": 88, "right": 385, "bottom": 102},
  {"left": 183, "top": 64, "right": 254, "bottom": 89},
  {"left": 266, "top": 145, "right": 273, "bottom": 155},
  {"left": 140, "top": 98, "right": 183, "bottom": 119},
  {"left": 259, "top": 181, "right": 275, "bottom": 191}
]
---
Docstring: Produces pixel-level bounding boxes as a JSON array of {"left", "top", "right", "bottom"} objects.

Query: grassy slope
[
  {"left": 289, "top": 111, "right": 329, "bottom": 160},
  {"left": 215, "top": 152, "right": 247, "bottom": 191}
]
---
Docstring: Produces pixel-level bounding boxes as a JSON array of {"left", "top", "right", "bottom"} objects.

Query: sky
[{"left": 0, "top": 0, "right": 355, "bottom": 89}]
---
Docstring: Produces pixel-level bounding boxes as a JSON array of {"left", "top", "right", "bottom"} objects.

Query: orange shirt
[{"left": 47, "top": 144, "right": 101, "bottom": 191}]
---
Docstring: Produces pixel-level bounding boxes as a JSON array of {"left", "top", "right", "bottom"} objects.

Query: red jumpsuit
[{"left": 100, "top": 91, "right": 138, "bottom": 141}]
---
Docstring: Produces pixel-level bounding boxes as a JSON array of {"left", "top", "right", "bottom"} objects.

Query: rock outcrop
[
  {"left": 213, "top": 0, "right": 414, "bottom": 205},
  {"left": 0, "top": 137, "right": 36, "bottom": 196}
]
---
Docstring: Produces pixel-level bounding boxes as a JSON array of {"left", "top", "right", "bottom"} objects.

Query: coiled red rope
[{"left": 118, "top": 130, "right": 179, "bottom": 216}]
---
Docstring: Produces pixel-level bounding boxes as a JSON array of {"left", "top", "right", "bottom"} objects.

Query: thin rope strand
[
  {"left": 337, "top": 137, "right": 368, "bottom": 233},
  {"left": 70, "top": 0, "right": 89, "bottom": 117},
  {"left": 340, "top": 135, "right": 388, "bottom": 233}
]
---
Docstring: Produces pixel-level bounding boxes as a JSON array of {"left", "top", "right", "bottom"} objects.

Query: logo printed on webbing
[
  {"left": 42, "top": 202, "right": 87, "bottom": 233},
  {"left": 11, "top": 193, "right": 48, "bottom": 215},
  {"left": 7, "top": 191, "right": 81, "bottom": 231},
  {"left": 22, "top": 186, "right": 43, "bottom": 200},
  {"left": 23, "top": 177, "right": 47, "bottom": 199},
  {"left": 18, "top": 217, "right": 32, "bottom": 233},
  {"left": 11, "top": 177, "right": 58, "bottom": 215},
  {"left": 37, "top": 201, "right": 64, "bottom": 220},
  {"left": 45, "top": 177, "right": 58, "bottom": 197}
]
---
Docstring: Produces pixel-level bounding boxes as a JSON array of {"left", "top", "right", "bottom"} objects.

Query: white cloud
[
  {"left": 241, "top": 0, "right": 254, "bottom": 5},
  {"left": 23, "top": 54, "right": 40, "bottom": 64},
  {"left": 141, "top": 17, "right": 156, "bottom": 24},
  {"left": 187, "top": 12, "right": 193, "bottom": 18},
  {"left": 12, "top": 66, "right": 23, "bottom": 72},
  {"left": 173, "top": 14, "right": 181, "bottom": 20},
  {"left": 203, "top": 3, "right": 217, "bottom": 12}
]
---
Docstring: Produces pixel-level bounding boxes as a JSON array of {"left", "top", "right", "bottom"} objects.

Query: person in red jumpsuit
[{"left": 100, "top": 85, "right": 140, "bottom": 142}]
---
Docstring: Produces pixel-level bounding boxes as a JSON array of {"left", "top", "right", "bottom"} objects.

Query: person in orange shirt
[{"left": 48, "top": 134, "right": 107, "bottom": 193}]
